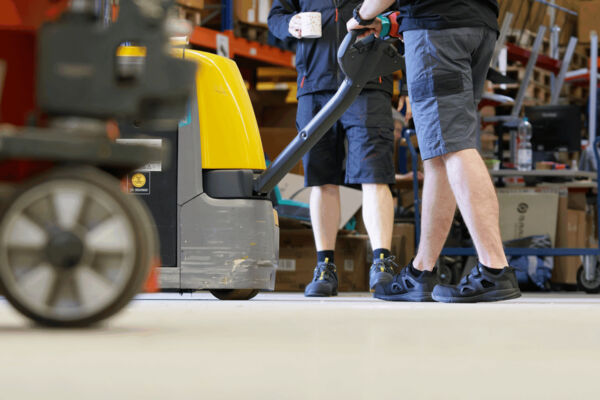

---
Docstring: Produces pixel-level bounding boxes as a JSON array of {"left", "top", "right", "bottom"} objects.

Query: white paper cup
[{"left": 300, "top": 12, "right": 322, "bottom": 39}]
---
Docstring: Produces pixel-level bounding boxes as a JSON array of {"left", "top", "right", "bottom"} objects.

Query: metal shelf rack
[{"left": 188, "top": 0, "right": 296, "bottom": 68}]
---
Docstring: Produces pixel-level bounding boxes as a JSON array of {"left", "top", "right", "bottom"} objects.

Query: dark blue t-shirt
[{"left": 395, "top": 0, "right": 499, "bottom": 33}]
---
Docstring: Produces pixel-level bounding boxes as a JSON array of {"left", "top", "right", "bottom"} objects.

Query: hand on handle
[{"left": 346, "top": 16, "right": 382, "bottom": 38}]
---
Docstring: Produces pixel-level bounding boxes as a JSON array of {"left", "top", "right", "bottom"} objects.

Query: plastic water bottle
[{"left": 517, "top": 117, "right": 533, "bottom": 171}]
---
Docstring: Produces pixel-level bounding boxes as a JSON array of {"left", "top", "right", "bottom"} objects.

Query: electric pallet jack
[
  {"left": 121, "top": 28, "right": 406, "bottom": 300},
  {"left": 0, "top": 0, "right": 196, "bottom": 325}
]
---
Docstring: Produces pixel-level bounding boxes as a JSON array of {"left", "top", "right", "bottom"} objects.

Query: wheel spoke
[
  {"left": 90, "top": 250, "right": 127, "bottom": 283},
  {"left": 66, "top": 271, "right": 82, "bottom": 309},
  {"left": 81, "top": 198, "right": 112, "bottom": 232},
  {"left": 85, "top": 216, "right": 132, "bottom": 253},
  {"left": 75, "top": 265, "right": 118, "bottom": 309},
  {"left": 45, "top": 268, "right": 67, "bottom": 308},
  {"left": 6, "top": 214, "right": 48, "bottom": 249},
  {"left": 44, "top": 270, "right": 82, "bottom": 310},
  {"left": 16, "top": 263, "right": 55, "bottom": 306},
  {"left": 53, "top": 188, "right": 85, "bottom": 230},
  {"left": 7, "top": 247, "right": 45, "bottom": 275}
]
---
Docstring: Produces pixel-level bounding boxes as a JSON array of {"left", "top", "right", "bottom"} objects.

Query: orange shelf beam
[
  {"left": 189, "top": 26, "right": 295, "bottom": 69},
  {"left": 506, "top": 42, "right": 561, "bottom": 75}
]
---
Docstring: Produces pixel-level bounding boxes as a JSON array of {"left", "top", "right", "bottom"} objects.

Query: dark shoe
[
  {"left": 369, "top": 256, "right": 397, "bottom": 289},
  {"left": 432, "top": 263, "right": 521, "bottom": 303},
  {"left": 373, "top": 263, "right": 438, "bottom": 302},
  {"left": 304, "top": 261, "right": 338, "bottom": 297}
]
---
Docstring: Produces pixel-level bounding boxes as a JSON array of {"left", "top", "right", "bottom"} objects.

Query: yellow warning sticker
[{"left": 131, "top": 173, "right": 147, "bottom": 188}]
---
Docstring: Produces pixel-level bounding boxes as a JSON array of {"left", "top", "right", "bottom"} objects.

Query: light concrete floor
[{"left": 1, "top": 292, "right": 600, "bottom": 400}]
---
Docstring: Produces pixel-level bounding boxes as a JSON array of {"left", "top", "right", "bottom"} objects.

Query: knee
[
  {"left": 314, "top": 184, "right": 339, "bottom": 196},
  {"left": 424, "top": 156, "right": 445, "bottom": 172},
  {"left": 362, "top": 184, "right": 391, "bottom": 198},
  {"left": 441, "top": 148, "right": 479, "bottom": 164}
]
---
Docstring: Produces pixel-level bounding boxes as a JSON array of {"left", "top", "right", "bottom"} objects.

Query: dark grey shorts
[{"left": 403, "top": 27, "right": 496, "bottom": 160}]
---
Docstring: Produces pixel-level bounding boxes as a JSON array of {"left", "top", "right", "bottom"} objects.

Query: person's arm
[
  {"left": 359, "top": 0, "right": 396, "bottom": 20},
  {"left": 346, "top": 0, "right": 396, "bottom": 35},
  {"left": 268, "top": 0, "right": 301, "bottom": 40}
]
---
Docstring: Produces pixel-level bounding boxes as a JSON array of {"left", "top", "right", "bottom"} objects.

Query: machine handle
[{"left": 337, "top": 29, "right": 372, "bottom": 60}]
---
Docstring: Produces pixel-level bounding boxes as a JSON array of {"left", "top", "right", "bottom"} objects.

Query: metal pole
[
  {"left": 403, "top": 129, "right": 421, "bottom": 249},
  {"left": 491, "top": 12, "right": 513, "bottom": 68},
  {"left": 590, "top": 31, "right": 598, "bottom": 143},
  {"left": 221, "top": 0, "right": 233, "bottom": 31},
  {"left": 550, "top": 36, "right": 578, "bottom": 105},
  {"left": 550, "top": 26, "right": 560, "bottom": 95},
  {"left": 533, "top": 0, "right": 578, "bottom": 16},
  {"left": 512, "top": 25, "right": 547, "bottom": 117}
]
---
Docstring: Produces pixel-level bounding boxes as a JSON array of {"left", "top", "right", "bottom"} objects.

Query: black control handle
[{"left": 337, "top": 29, "right": 371, "bottom": 59}]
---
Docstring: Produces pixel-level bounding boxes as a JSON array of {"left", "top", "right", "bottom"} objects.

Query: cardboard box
[
  {"left": 586, "top": 205, "right": 597, "bottom": 248},
  {"left": 497, "top": 188, "right": 560, "bottom": 245},
  {"left": 234, "top": 0, "right": 272, "bottom": 26},
  {"left": 276, "top": 230, "right": 369, "bottom": 292},
  {"left": 578, "top": 0, "right": 600, "bottom": 43},
  {"left": 550, "top": 189, "right": 590, "bottom": 285},
  {"left": 363, "top": 223, "right": 415, "bottom": 267},
  {"left": 260, "top": 127, "right": 304, "bottom": 174},
  {"left": 391, "top": 223, "right": 415, "bottom": 267},
  {"left": 552, "top": 209, "right": 586, "bottom": 284}
]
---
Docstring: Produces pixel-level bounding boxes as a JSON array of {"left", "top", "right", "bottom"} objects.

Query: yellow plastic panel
[{"left": 183, "top": 49, "right": 266, "bottom": 170}]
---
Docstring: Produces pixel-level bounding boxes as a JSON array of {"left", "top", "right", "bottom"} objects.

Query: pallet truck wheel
[
  {"left": 577, "top": 264, "right": 600, "bottom": 294},
  {"left": 0, "top": 167, "right": 156, "bottom": 327},
  {"left": 209, "top": 289, "right": 259, "bottom": 301}
]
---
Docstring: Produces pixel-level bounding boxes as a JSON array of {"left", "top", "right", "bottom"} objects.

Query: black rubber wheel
[
  {"left": 438, "top": 263, "right": 453, "bottom": 285},
  {"left": 209, "top": 289, "right": 260, "bottom": 300},
  {"left": 577, "top": 264, "right": 600, "bottom": 294},
  {"left": 0, "top": 167, "right": 157, "bottom": 327}
]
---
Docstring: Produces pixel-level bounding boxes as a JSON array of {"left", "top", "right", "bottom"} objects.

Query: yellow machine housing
[
  {"left": 180, "top": 49, "right": 266, "bottom": 170},
  {"left": 118, "top": 46, "right": 277, "bottom": 297}
]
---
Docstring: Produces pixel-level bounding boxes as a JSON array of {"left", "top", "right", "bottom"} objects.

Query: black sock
[
  {"left": 373, "top": 248, "right": 391, "bottom": 262},
  {"left": 409, "top": 263, "right": 434, "bottom": 276},
  {"left": 409, "top": 263, "right": 422, "bottom": 276},
  {"left": 481, "top": 264, "right": 504, "bottom": 275},
  {"left": 317, "top": 250, "right": 334, "bottom": 264}
]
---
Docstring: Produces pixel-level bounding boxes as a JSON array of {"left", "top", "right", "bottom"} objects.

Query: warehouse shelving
[
  {"left": 184, "top": 0, "right": 296, "bottom": 68},
  {"left": 189, "top": 26, "right": 295, "bottom": 68}
]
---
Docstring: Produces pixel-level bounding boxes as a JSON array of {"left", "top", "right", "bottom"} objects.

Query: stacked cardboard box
[
  {"left": 577, "top": 0, "right": 600, "bottom": 43},
  {"left": 497, "top": 188, "right": 560, "bottom": 245},
  {"left": 552, "top": 190, "right": 595, "bottom": 285},
  {"left": 234, "top": 0, "right": 272, "bottom": 26}
]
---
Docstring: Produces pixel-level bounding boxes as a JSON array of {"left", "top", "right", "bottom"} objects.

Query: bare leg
[
  {"left": 413, "top": 157, "right": 457, "bottom": 271},
  {"left": 362, "top": 183, "right": 394, "bottom": 250},
  {"left": 310, "top": 185, "right": 340, "bottom": 251},
  {"left": 444, "top": 149, "right": 507, "bottom": 268}
]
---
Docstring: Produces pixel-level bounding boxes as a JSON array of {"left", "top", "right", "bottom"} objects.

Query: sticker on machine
[
  {"left": 128, "top": 172, "right": 150, "bottom": 195},
  {"left": 116, "top": 138, "right": 162, "bottom": 171}
]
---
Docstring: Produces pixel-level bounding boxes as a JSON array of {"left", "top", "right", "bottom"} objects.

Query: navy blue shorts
[{"left": 297, "top": 90, "right": 395, "bottom": 187}]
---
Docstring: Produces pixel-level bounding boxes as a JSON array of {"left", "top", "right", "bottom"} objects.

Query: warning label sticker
[{"left": 128, "top": 172, "right": 150, "bottom": 195}]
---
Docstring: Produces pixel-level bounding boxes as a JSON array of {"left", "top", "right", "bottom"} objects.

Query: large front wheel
[{"left": 0, "top": 167, "right": 156, "bottom": 327}]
